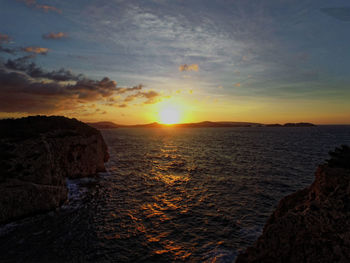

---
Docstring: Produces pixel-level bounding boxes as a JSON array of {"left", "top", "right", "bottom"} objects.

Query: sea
[{"left": 1, "top": 126, "right": 350, "bottom": 262}]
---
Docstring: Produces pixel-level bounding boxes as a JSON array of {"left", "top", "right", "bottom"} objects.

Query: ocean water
[{"left": 1, "top": 126, "right": 350, "bottom": 262}]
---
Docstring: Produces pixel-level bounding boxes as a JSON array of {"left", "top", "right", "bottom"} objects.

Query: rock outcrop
[
  {"left": 0, "top": 116, "right": 109, "bottom": 224},
  {"left": 236, "top": 145, "right": 350, "bottom": 263}
]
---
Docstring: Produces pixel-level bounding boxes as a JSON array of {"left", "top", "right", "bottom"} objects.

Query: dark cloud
[
  {"left": 0, "top": 67, "right": 114, "bottom": 113},
  {"left": 0, "top": 69, "right": 73, "bottom": 113},
  {"left": 5, "top": 56, "right": 83, "bottom": 81},
  {"left": 320, "top": 7, "right": 350, "bottom": 21},
  {"left": 18, "top": 0, "right": 62, "bottom": 14},
  {"left": 115, "top": 84, "right": 143, "bottom": 94},
  {"left": 0, "top": 59, "right": 161, "bottom": 113},
  {"left": 0, "top": 68, "right": 116, "bottom": 100},
  {"left": 43, "top": 32, "right": 68, "bottom": 40},
  {"left": 0, "top": 46, "right": 16, "bottom": 54},
  {"left": 69, "top": 77, "right": 117, "bottom": 100}
]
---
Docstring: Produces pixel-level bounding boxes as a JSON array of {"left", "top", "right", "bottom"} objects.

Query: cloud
[
  {"left": 140, "top": 90, "right": 160, "bottom": 104},
  {"left": 0, "top": 46, "right": 16, "bottom": 54},
  {"left": 18, "top": 0, "right": 62, "bottom": 14},
  {"left": 124, "top": 90, "right": 160, "bottom": 104},
  {"left": 0, "top": 34, "right": 10, "bottom": 44},
  {"left": 5, "top": 56, "right": 82, "bottom": 81},
  {"left": 0, "top": 68, "right": 113, "bottom": 112},
  {"left": 0, "top": 69, "right": 70, "bottom": 112},
  {"left": 42, "top": 32, "right": 68, "bottom": 40},
  {"left": 22, "top": 46, "right": 49, "bottom": 54},
  {"left": 320, "top": 7, "right": 350, "bottom": 21},
  {"left": 179, "top": 64, "right": 199, "bottom": 72},
  {"left": 0, "top": 58, "right": 162, "bottom": 113},
  {"left": 115, "top": 84, "right": 143, "bottom": 94},
  {"left": 0, "top": 33, "right": 16, "bottom": 54},
  {"left": 0, "top": 35, "right": 49, "bottom": 56},
  {"left": 36, "top": 5, "right": 61, "bottom": 14},
  {"left": 69, "top": 77, "right": 117, "bottom": 100}
]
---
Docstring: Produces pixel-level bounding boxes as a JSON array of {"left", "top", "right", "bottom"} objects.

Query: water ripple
[{"left": 1, "top": 126, "right": 350, "bottom": 262}]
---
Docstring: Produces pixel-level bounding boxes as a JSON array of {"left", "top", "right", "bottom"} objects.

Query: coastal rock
[
  {"left": 236, "top": 145, "right": 350, "bottom": 263},
  {"left": 0, "top": 116, "right": 109, "bottom": 224}
]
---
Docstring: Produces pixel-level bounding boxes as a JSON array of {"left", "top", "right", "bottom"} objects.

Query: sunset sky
[{"left": 0, "top": 0, "right": 349, "bottom": 124}]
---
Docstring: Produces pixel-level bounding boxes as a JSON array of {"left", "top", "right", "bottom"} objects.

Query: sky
[{"left": 0, "top": 0, "right": 350, "bottom": 124}]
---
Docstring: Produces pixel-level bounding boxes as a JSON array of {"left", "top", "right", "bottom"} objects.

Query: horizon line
[{"left": 87, "top": 120, "right": 350, "bottom": 126}]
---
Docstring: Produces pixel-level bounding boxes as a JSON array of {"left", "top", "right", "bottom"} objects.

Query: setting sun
[{"left": 159, "top": 106, "right": 181, "bottom": 124}]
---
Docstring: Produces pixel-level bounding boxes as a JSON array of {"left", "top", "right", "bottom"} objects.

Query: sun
[{"left": 159, "top": 106, "right": 181, "bottom": 124}]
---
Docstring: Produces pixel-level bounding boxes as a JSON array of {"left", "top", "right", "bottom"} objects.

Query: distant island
[{"left": 87, "top": 121, "right": 315, "bottom": 129}]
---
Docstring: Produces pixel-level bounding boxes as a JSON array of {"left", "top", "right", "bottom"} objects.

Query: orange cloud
[
  {"left": 179, "top": 64, "right": 199, "bottom": 72},
  {"left": 124, "top": 90, "right": 160, "bottom": 104},
  {"left": 22, "top": 46, "right": 49, "bottom": 54},
  {"left": 36, "top": 5, "right": 62, "bottom": 14},
  {"left": 43, "top": 32, "right": 67, "bottom": 40},
  {"left": 18, "top": 0, "right": 61, "bottom": 14}
]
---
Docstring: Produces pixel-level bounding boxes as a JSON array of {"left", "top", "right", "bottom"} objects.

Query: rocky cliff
[
  {"left": 236, "top": 145, "right": 350, "bottom": 263},
  {"left": 0, "top": 116, "right": 109, "bottom": 224}
]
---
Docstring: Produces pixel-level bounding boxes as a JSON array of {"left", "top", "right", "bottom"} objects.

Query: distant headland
[{"left": 87, "top": 121, "right": 316, "bottom": 129}]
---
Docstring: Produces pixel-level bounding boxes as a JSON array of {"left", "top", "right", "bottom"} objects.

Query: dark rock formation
[
  {"left": 0, "top": 116, "right": 109, "bottom": 224},
  {"left": 265, "top": 123, "right": 315, "bottom": 127},
  {"left": 265, "top": 124, "right": 283, "bottom": 127},
  {"left": 283, "top": 122, "right": 315, "bottom": 127},
  {"left": 87, "top": 121, "right": 123, "bottom": 129},
  {"left": 236, "top": 145, "right": 350, "bottom": 263},
  {"left": 327, "top": 145, "right": 350, "bottom": 169}
]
